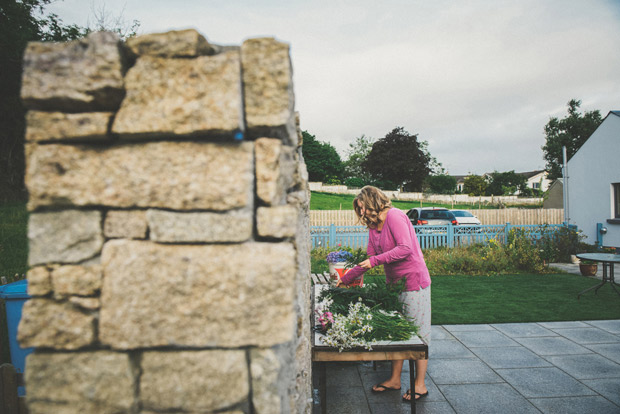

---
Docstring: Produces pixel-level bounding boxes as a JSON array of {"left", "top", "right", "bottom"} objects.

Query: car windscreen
[
  {"left": 421, "top": 210, "right": 451, "bottom": 219},
  {"left": 452, "top": 211, "right": 473, "bottom": 217}
]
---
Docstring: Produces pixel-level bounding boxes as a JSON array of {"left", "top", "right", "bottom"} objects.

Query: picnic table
[
  {"left": 576, "top": 253, "right": 620, "bottom": 299},
  {"left": 310, "top": 277, "right": 428, "bottom": 413}
]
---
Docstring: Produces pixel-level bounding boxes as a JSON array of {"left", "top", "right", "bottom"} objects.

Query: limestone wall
[{"left": 19, "top": 29, "right": 311, "bottom": 414}]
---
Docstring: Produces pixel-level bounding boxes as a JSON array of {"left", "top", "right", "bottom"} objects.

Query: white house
[
  {"left": 520, "top": 170, "right": 551, "bottom": 193},
  {"left": 567, "top": 111, "right": 620, "bottom": 248}
]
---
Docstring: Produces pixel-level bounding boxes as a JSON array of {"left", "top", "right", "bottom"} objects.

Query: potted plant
[
  {"left": 326, "top": 250, "right": 353, "bottom": 283},
  {"left": 579, "top": 260, "right": 598, "bottom": 276}
]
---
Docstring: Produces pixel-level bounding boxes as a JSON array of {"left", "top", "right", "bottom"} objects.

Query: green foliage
[
  {"left": 538, "top": 226, "right": 584, "bottom": 263},
  {"left": 425, "top": 174, "right": 457, "bottom": 194},
  {"left": 463, "top": 175, "right": 487, "bottom": 196},
  {"left": 0, "top": 202, "right": 29, "bottom": 280},
  {"left": 485, "top": 170, "right": 527, "bottom": 196},
  {"left": 311, "top": 246, "right": 384, "bottom": 276},
  {"left": 343, "top": 134, "right": 374, "bottom": 186},
  {"left": 302, "top": 130, "right": 344, "bottom": 182},
  {"left": 506, "top": 229, "right": 546, "bottom": 273},
  {"left": 318, "top": 280, "right": 407, "bottom": 316},
  {"left": 362, "top": 126, "right": 433, "bottom": 192},
  {"left": 542, "top": 99, "right": 603, "bottom": 181}
]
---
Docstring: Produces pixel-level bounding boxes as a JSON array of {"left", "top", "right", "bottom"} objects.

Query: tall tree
[
  {"left": 542, "top": 99, "right": 603, "bottom": 181},
  {"left": 463, "top": 175, "right": 487, "bottom": 196},
  {"left": 301, "top": 130, "right": 344, "bottom": 183},
  {"left": 343, "top": 134, "right": 374, "bottom": 187},
  {"left": 485, "top": 171, "right": 527, "bottom": 196},
  {"left": 362, "top": 127, "right": 433, "bottom": 191},
  {"left": 425, "top": 174, "right": 457, "bottom": 194}
]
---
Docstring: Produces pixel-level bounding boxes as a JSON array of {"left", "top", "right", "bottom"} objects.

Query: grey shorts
[{"left": 399, "top": 285, "right": 431, "bottom": 353}]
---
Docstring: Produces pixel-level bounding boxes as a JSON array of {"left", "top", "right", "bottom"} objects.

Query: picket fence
[
  {"left": 310, "top": 208, "right": 563, "bottom": 227},
  {"left": 310, "top": 223, "right": 565, "bottom": 250}
]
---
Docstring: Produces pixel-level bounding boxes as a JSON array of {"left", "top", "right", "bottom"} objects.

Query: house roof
[
  {"left": 517, "top": 170, "right": 546, "bottom": 179},
  {"left": 610, "top": 111, "right": 620, "bottom": 117}
]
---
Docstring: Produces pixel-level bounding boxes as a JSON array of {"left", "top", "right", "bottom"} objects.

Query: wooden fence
[{"left": 310, "top": 209, "right": 564, "bottom": 226}]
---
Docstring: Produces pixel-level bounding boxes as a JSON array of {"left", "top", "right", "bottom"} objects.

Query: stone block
[
  {"left": 28, "top": 210, "right": 103, "bottom": 266},
  {"left": 51, "top": 265, "right": 102, "bottom": 297},
  {"left": 21, "top": 31, "right": 126, "bottom": 112},
  {"left": 241, "top": 38, "right": 296, "bottom": 144},
  {"left": 18, "top": 299, "right": 96, "bottom": 349},
  {"left": 126, "top": 29, "right": 215, "bottom": 57},
  {"left": 104, "top": 210, "right": 148, "bottom": 239},
  {"left": 26, "top": 266, "right": 51, "bottom": 296},
  {"left": 257, "top": 206, "right": 297, "bottom": 238},
  {"left": 26, "top": 141, "right": 254, "bottom": 210},
  {"left": 100, "top": 240, "right": 296, "bottom": 348},
  {"left": 250, "top": 348, "right": 281, "bottom": 413},
  {"left": 26, "top": 351, "right": 134, "bottom": 413},
  {"left": 147, "top": 209, "right": 252, "bottom": 243},
  {"left": 69, "top": 296, "right": 100, "bottom": 310},
  {"left": 25, "top": 111, "right": 112, "bottom": 142},
  {"left": 112, "top": 51, "right": 243, "bottom": 138},
  {"left": 255, "top": 137, "right": 296, "bottom": 205},
  {"left": 141, "top": 350, "right": 248, "bottom": 412}
]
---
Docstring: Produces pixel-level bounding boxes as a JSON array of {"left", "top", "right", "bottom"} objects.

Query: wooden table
[
  {"left": 311, "top": 283, "right": 428, "bottom": 413},
  {"left": 576, "top": 253, "right": 620, "bottom": 299}
]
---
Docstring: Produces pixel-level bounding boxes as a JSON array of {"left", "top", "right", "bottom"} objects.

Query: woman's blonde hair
[{"left": 353, "top": 186, "right": 392, "bottom": 228}]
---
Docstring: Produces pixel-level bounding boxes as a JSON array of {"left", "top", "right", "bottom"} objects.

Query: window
[
  {"left": 614, "top": 183, "right": 620, "bottom": 219},
  {"left": 533, "top": 182, "right": 540, "bottom": 189}
]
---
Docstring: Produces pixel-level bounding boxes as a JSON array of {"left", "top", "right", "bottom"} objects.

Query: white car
[{"left": 450, "top": 210, "right": 481, "bottom": 225}]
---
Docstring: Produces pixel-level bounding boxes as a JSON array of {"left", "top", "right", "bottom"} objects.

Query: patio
[{"left": 312, "top": 319, "right": 620, "bottom": 413}]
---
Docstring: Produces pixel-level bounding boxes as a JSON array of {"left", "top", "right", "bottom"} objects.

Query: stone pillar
[{"left": 19, "top": 29, "right": 311, "bottom": 414}]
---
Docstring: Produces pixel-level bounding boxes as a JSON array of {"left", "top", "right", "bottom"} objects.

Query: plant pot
[
  {"left": 327, "top": 262, "right": 363, "bottom": 287},
  {"left": 579, "top": 263, "right": 598, "bottom": 277}
]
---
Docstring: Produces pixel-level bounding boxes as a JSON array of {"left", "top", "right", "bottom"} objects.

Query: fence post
[
  {"left": 505, "top": 222, "right": 511, "bottom": 242},
  {"left": 448, "top": 224, "right": 454, "bottom": 248},
  {"left": 329, "top": 223, "right": 336, "bottom": 247}
]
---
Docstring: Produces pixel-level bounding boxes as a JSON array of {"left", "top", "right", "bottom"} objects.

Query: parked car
[
  {"left": 406, "top": 207, "right": 458, "bottom": 226},
  {"left": 450, "top": 210, "right": 482, "bottom": 225}
]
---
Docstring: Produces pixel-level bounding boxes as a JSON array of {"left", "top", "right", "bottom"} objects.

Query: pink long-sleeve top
[{"left": 340, "top": 208, "right": 431, "bottom": 291}]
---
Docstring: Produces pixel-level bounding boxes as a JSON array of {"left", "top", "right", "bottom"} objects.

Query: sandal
[
  {"left": 371, "top": 383, "right": 401, "bottom": 393},
  {"left": 402, "top": 389, "right": 428, "bottom": 402}
]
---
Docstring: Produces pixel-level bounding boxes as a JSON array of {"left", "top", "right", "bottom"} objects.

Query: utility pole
[{"left": 562, "top": 146, "right": 569, "bottom": 224}]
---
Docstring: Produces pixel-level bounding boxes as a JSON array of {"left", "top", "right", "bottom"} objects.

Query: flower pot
[
  {"left": 328, "top": 262, "right": 363, "bottom": 287},
  {"left": 579, "top": 263, "right": 598, "bottom": 277}
]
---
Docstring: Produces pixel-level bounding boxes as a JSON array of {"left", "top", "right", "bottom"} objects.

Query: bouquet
[
  {"left": 326, "top": 250, "right": 353, "bottom": 263},
  {"left": 315, "top": 281, "right": 419, "bottom": 351}
]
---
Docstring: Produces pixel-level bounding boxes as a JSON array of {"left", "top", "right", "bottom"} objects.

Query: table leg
[
  {"left": 578, "top": 264, "right": 606, "bottom": 299},
  {"left": 409, "top": 359, "right": 416, "bottom": 414},
  {"left": 319, "top": 362, "right": 326, "bottom": 414}
]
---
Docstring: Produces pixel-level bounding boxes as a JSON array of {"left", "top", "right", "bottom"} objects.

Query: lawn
[
  {"left": 360, "top": 274, "right": 620, "bottom": 325},
  {"left": 0, "top": 202, "right": 28, "bottom": 282},
  {"left": 309, "top": 191, "right": 542, "bottom": 211}
]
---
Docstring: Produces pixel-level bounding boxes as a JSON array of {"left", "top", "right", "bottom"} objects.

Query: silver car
[
  {"left": 450, "top": 210, "right": 481, "bottom": 225},
  {"left": 406, "top": 207, "right": 458, "bottom": 226}
]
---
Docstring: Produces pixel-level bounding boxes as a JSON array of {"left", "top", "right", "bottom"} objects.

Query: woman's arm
[{"left": 340, "top": 229, "right": 377, "bottom": 285}]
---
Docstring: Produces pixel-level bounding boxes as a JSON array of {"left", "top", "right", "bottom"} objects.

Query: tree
[
  {"left": 425, "top": 174, "right": 457, "bottom": 194},
  {"left": 463, "top": 175, "right": 487, "bottom": 196},
  {"left": 485, "top": 171, "right": 527, "bottom": 196},
  {"left": 342, "top": 134, "right": 374, "bottom": 187},
  {"left": 542, "top": 99, "right": 603, "bottom": 181},
  {"left": 301, "top": 130, "right": 344, "bottom": 183},
  {"left": 362, "top": 127, "right": 434, "bottom": 191},
  {"left": 0, "top": 0, "right": 140, "bottom": 202}
]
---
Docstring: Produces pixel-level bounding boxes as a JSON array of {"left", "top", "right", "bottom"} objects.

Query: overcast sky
[{"left": 46, "top": 0, "right": 620, "bottom": 175}]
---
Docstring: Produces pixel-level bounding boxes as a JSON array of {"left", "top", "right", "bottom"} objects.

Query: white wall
[{"left": 567, "top": 112, "right": 620, "bottom": 247}]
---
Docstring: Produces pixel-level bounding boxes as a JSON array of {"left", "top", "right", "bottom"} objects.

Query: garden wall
[{"left": 19, "top": 29, "right": 311, "bottom": 413}]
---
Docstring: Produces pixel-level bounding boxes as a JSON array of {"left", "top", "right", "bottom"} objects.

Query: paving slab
[
  {"left": 442, "top": 324, "right": 495, "bottom": 332},
  {"left": 427, "top": 358, "right": 504, "bottom": 385},
  {"left": 529, "top": 396, "right": 620, "bottom": 414},
  {"left": 552, "top": 327, "right": 620, "bottom": 344},
  {"left": 582, "top": 377, "right": 620, "bottom": 406},
  {"left": 469, "top": 346, "right": 553, "bottom": 369},
  {"left": 431, "top": 325, "right": 456, "bottom": 340},
  {"left": 513, "top": 336, "right": 593, "bottom": 356},
  {"left": 585, "top": 319, "right": 620, "bottom": 334},
  {"left": 432, "top": 339, "right": 477, "bottom": 359},
  {"left": 369, "top": 401, "right": 456, "bottom": 414},
  {"left": 544, "top": 354, "right": 620, "bottom": 380},
  {"left": 538, "top": 321, "right": 591, "bottom": 329},
  {"left": 317, "top": 385, "right": 371, "bottom": 414},
  {"left": 325, "top": 361, "right": 363, "bottom": 387},
  {"left": 450, "top": 330, "right": 521, "bottom": 348},
  {"left": 439, "top": 383, "right": 540, "bottom": 414},
  {"left": 361, "top": 373, "right": 444, "bottom": 404},
  {"left": 496, "top": 367, "right": 597, "bottom": 398},
  {"left": 491, "top": 322, "right": 557, "bottom": 338},
  {"left": 585, "top": 343, "right": 620, "bottom": 364}
]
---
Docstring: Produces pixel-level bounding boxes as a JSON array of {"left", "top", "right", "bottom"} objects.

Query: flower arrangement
[
  {"left": 315, "top": 282, "right": 419, "bottom": 351},
  {"left": 326, "top": 250, "right": 353, "bottom": 263}
]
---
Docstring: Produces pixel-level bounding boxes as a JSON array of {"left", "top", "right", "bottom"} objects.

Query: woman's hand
[
  {"left": 335, "top": 279, "right": 345, "bottom": 287},
  {"left": 358, "top": 259, "right": 372, "bottom": 269}
]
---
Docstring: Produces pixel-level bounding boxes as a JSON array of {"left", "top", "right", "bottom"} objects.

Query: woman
[{"left": 337, "top": 186, "right": 431, "bottom": 402}]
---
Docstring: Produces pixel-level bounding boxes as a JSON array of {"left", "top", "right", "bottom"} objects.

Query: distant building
[
  {"left": 518, "top": 170, "right": 551, "bottom": 193},
  {"left": 543, "top": 179, "right": 563, "bottom": 209},
  {"left": 453, "top": 175, "right": 467, "bottom": 192}
]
